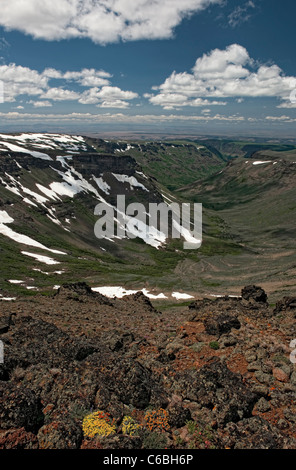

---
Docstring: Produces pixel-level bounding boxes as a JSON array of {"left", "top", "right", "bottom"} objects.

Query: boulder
[{"left": 241, "top": 285, "right": 268, "bottom": 304}]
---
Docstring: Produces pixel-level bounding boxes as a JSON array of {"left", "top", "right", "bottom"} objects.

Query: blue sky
[{"left": 0, "top": 0, "right": 295, "bottom": 136}]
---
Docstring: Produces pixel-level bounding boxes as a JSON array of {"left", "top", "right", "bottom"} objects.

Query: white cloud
[
  {"left": 99, "top": 99, "right": 130, "bottom": 109},
  {"left": 40, "top": 87, "right": 80, "bottom": 101},
  {"left": 148, "top": 44, "right": 296, "bottom": 108},
  {"left": 63, "top": 69, "right": 112, "bottom": 87},
  {"left": 265, "top": 115, "right": 296, "bottom": 122},
  {"left": 0, "top": 37, "right": 10, "bottom": 50},
  {"left": 2, "top": 110, "right": 296, "bottom": 129},
  {"left": 277, "top": 101, "right": 296, "bottom": 109},
  {"left": 0, "top": 63, "right": 138, "bottom": 107},
  {"left": 0, "top": 0, "right": 222, "bottom": 43},
  {"left": 0, "top": 63, "right": 47, "bottom": 101},
  {"left": 192, "top": 43, "right": 251, "bottom": 78},
  {"left": 0, "top": 111, "right": 245, "bottom": 123},
  {"left": 79, "top": 85, "right": 138, "bottom": 107},
  {"left": 96, "top": 85, "right": 138, "bottom": 101},
  {"left": 78, "top": 87, "right": 102, "bottom": 105},
  {"left": 228, "top": 1, "right": 255, "bottom": 28},
  {"left": 29, "top": 100, "right": 53, "bottom": 107},
  {"left": 149, "top": 93, "right": 226, "bottom": 109},
  {"left": 42, "top": 68, "right": 64, "bottom": 79}
]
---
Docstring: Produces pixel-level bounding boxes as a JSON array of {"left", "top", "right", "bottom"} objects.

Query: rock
[
  {"left": 179, "top": 426, "right": 190, "bottom": 443},
  {"left": 122, "top": 291, "right": 159, "bottom": 313},
  {"left": 222, "top": 417, "right": 286, "bottom": 449},
  {"left": 3, "top": 316, "right": 99, "bottom": 369},
  {"left": 273, "top": 297, "right": 296, "bottom": 314},
  {"left": 241, "top": 285, "right": 268, "bottom": 304},
  {"left": 1, "top": 281, "right": 295, "bottom": 450},
  {"left": 220, "top": 335, "right": 237, "bottom": 347},
  {"left": 167, "top": 405, "right": 191, "bottom": 428},
  {"left": 55, "top": 282, "right": 113, "bottom": 305},
  {"left": 257, "top": 347, "right": 268, "bottom": 360},
  {"left": 247, "top": 361, "right": 262, "bottom": 372},
  {"left": 254, "top": 371, "right": 273, "bottom": 385},
  {"left": 166, "top": 340, "right": 183, "bottom": 355},
  {"left": 107, "top": 359, "right": 167, "bottom": 409},
  {"left": 103, "top": 331, "right": 135, "bottom": 352},
  {"left": 80, "top": 438, "right": 103, "bottom": 449},
  {"left": 0, "top": 383, "right": 44, "bottom": 432},
  {"left": 0, "top": 427, "right": 39, "bottom": 449},
  {"left": 245, "top": 352, "right": 257, "bottom": 363},
  {"left": 203, "top": 313, "right": 241, "bottom": 336},
  {"left": 290, "top": 371, "right": 296, "bottom": 385},
  {"left": 37, "top": 419, "right": 82, "bottom": 449},
  {"left": 277, "top": 419, "right": 289, "bottom": 430},
  {"left": 107, "top": 396, "right": 124, "bottom": 423},
  {"left": 99, "top": 435, "right": 142, "bottom": 449},
  {"left": 174, "top": 359, "right": 258, "bottom": 426},
  {"left": 273, "top": 368, "right": 290, "bottom": 383},
  {"left": 94, "top": 387, "right": 111, "bottom": 410},
  {"left": 284, "top": 408, "right": 296, "bottom": 422},
  {"left": 0, "top": 313, "right": 16, "bottom": 336},
  {"left": 276, "top": 362, "right": 292, "bottom": 377},
  {"left": 249, "top": 384, "right": 269, "bottom": 397},
  {"left": 156, "top": 350, "right": 176, "bottom": 363},
  {"left": 261, "top": 362, "right": 273, "bottom": 374},
  {"left": 256, "top": 397, "right": 271, "bottom": 413}
]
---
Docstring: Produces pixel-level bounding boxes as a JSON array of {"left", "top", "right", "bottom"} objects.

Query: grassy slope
[
  {"left": 1, "top": 138, "right": 295, "bottom": 301},
  {"left": 175, "top": 151, "right": 296, "bottom": 299},
  {"left": 86, "top": 138, "right": 227, "bottom": 191}
]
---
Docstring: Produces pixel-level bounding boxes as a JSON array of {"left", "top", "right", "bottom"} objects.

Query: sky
[{"left": 0, "top": 0, "right": 295, "bottom": 137}]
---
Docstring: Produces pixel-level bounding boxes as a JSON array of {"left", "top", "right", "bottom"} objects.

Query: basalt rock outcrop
[{"left": 0, "top": 283, "right": 295, "bottom": 449}]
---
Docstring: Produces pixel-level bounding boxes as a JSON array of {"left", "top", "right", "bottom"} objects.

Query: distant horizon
[{"left": 0, "top": 128, "right": 296, "bottom": 143}]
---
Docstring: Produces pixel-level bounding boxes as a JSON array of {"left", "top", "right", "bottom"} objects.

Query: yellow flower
[
  {"left": 82, "top": 411, "right": 116, "bottom": 438},
  {"left": 122, "top": 416, "right": 141, "bottom": 436}
]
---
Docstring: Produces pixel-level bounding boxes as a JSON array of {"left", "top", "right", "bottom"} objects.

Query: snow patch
[
  {"left": 92, "top": 286, "right": 194, "bottom": 301},
  {"left": 0, "top": 222, "right": 66, "bottom": 254},
  {"left": 93, "top": 176, "right": 111, "bottom": 195},
  {"left": 0, "top": 295, "right": 16, "bottom": 301},
  {"left": 36, "top": 184, "right": 61, "bottom": 201},
  {"left": 172, "top": 220, "right": 201, "bottom": 247},
  {"left": 21, "top": 251, "right": 61, "bottom": 265},
  {"left": 0, "top": 210, "right": 14, "bottom": 224},
  {"left": 172, "top": 292, "right": 194, "bottom": 300},
  {"left": 0, "top": 141, "right": 52, "bottom": 160},
  {"left": 92, "top": 286, "right": 167, "bottom": 299},
  {"left": 112, "top": 173, "right": 149, "bottom": 192}
]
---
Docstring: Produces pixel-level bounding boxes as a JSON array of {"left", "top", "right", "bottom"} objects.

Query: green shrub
[
  {"left": 185, "top": 420, "right": 216, "bottom": 449},
  {"left": 142, "top": 431, "right": 168, "bottom": 449},
  {"left": 209, "top": 341, "right": 220, "bottom": 350}
]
